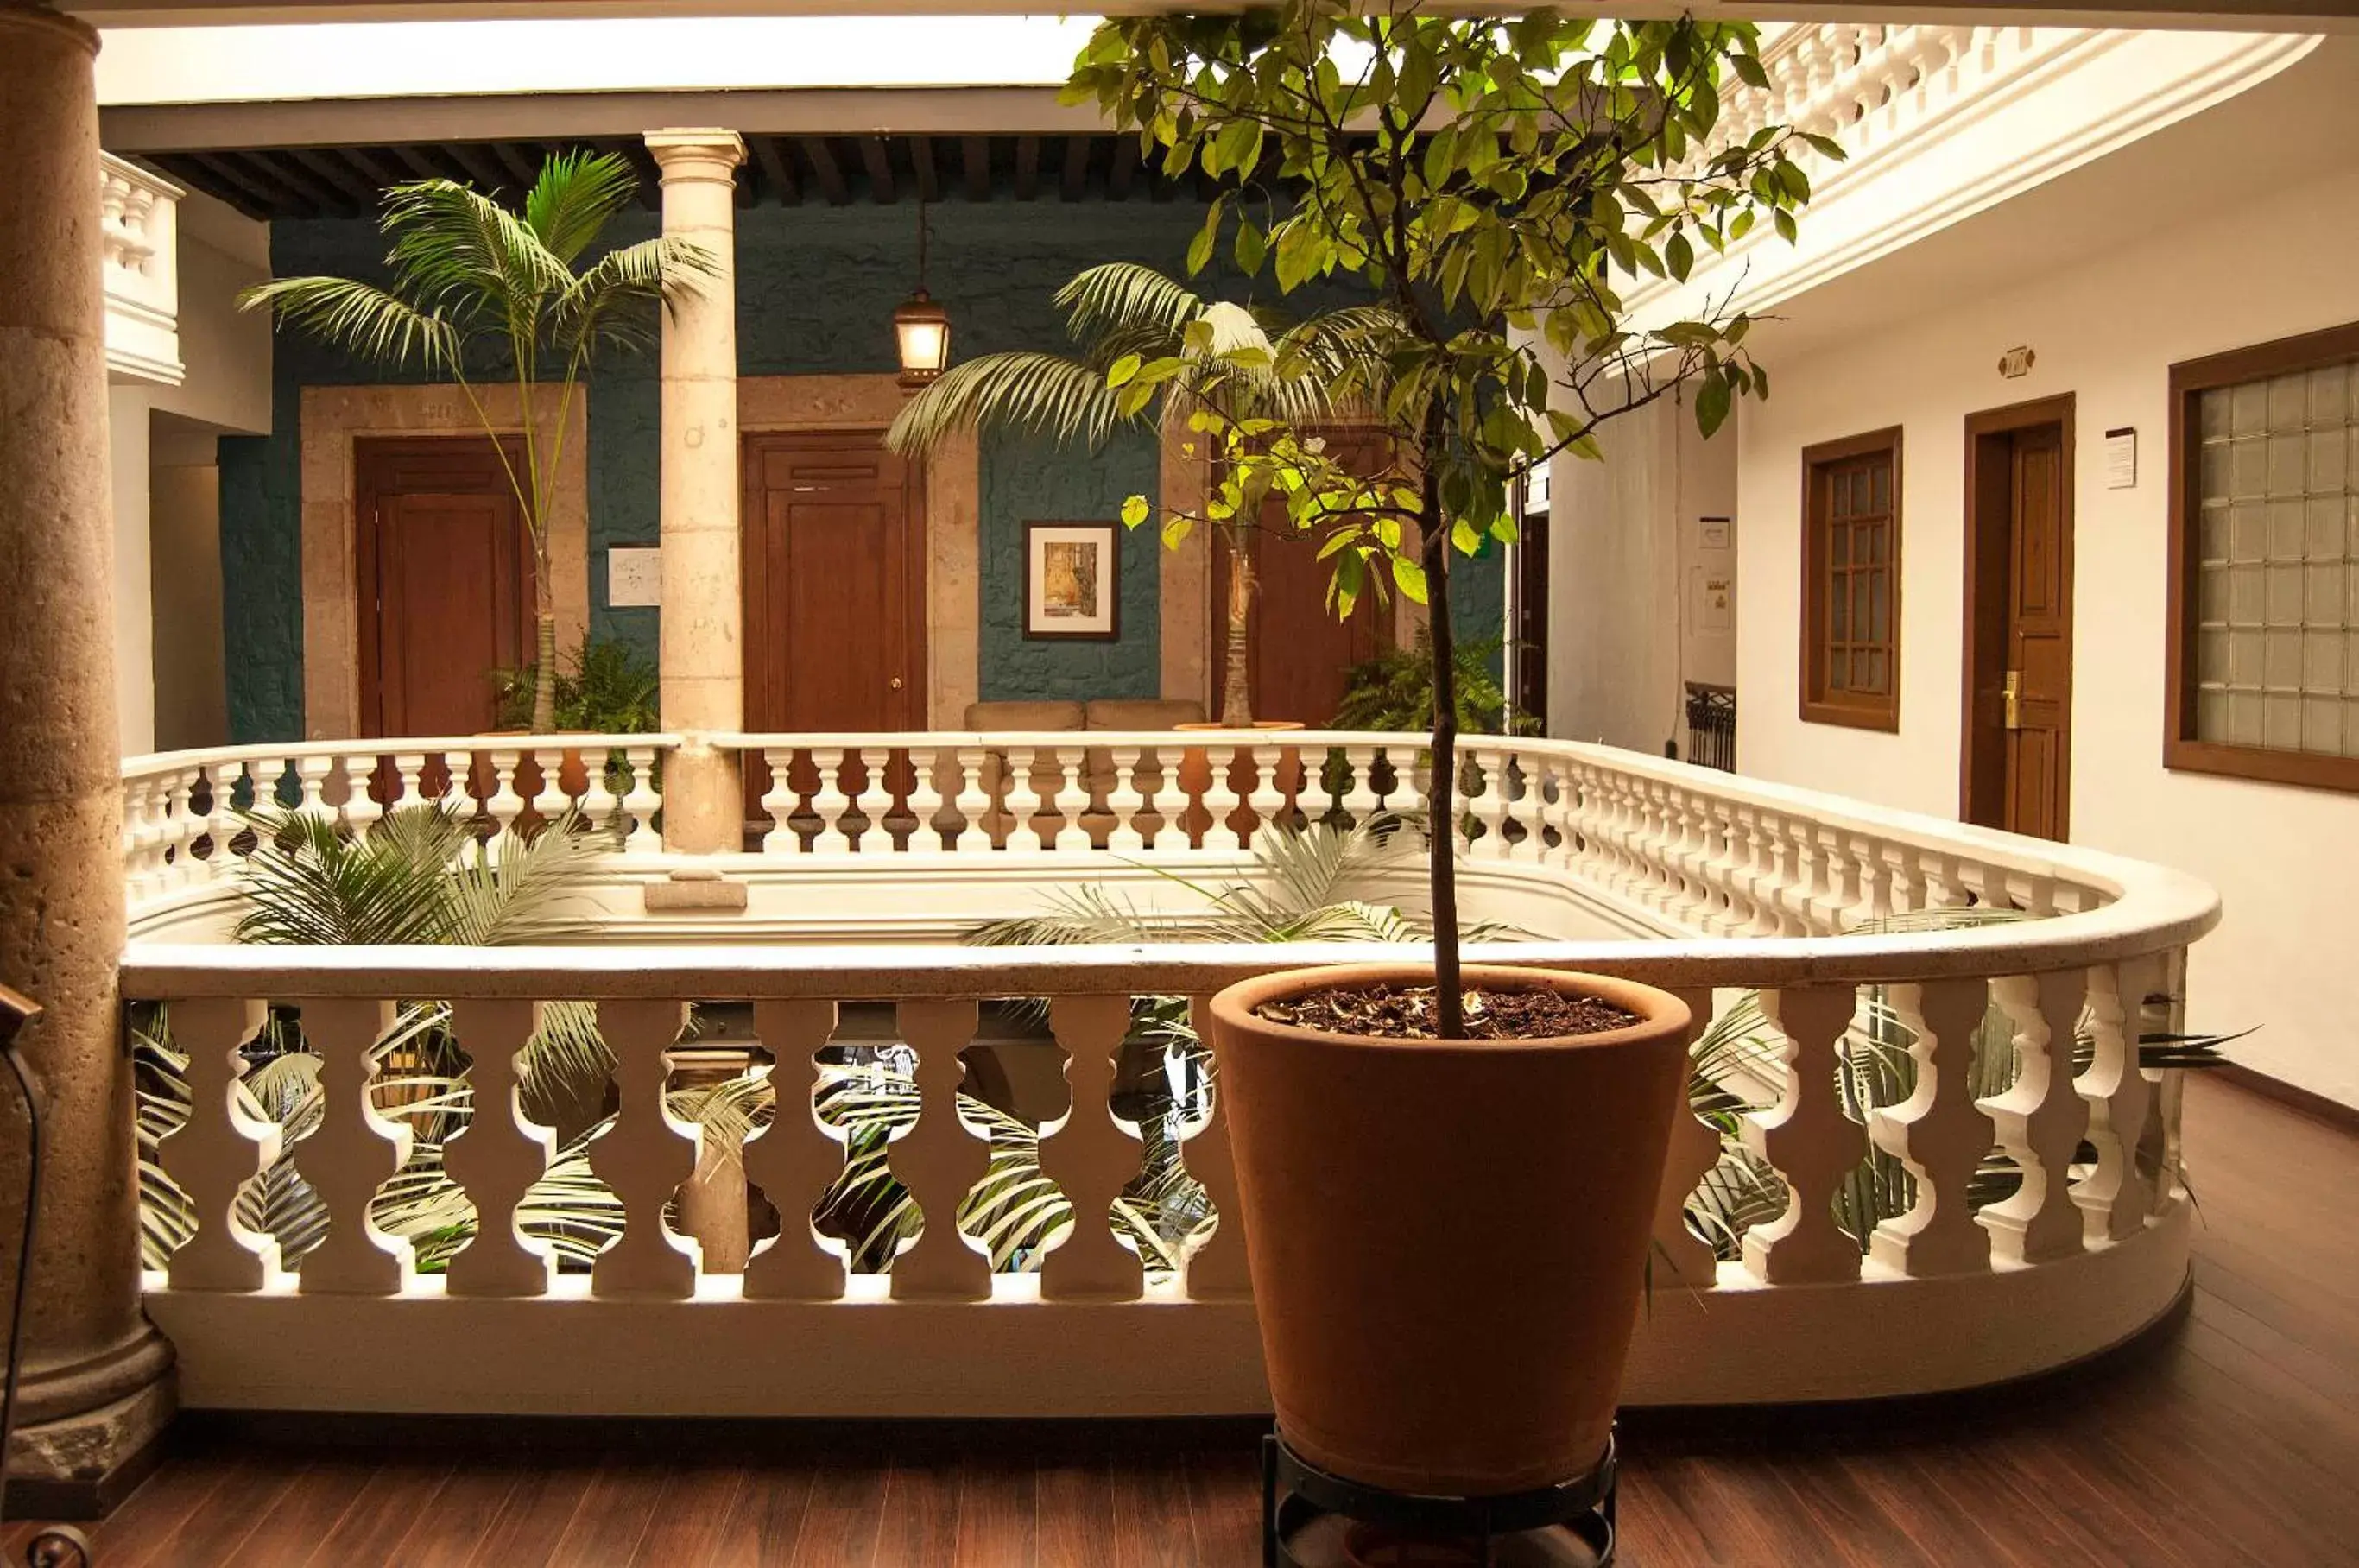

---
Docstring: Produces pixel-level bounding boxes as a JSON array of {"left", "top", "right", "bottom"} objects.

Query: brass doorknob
[{"left": 890, "top": 676, "right": 904, "bottom": 690}]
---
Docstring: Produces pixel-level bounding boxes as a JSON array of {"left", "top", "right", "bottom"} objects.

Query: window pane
[
  {"left": 1852, "top": 573, "right": 1872, "bottom": 648},
  {"left": 2230, "top": 381, "right": 2268, "bottom": 437},
  {"left": 1872, "top": 461, "right": 1890, "bottom": 514},
  {"left": 1869, "top": 570, "right": 1889, "bottom": 642},
  {"left": 1830, "top": 574, "right": 1849, "bottom": 640},
  {"left": 1829, "top": 648, "right": 1850, "bottom": 691},
  {"left": 2269, "top": 372, "right": 2307, "bottom": 433},
  {"left": 2268, "top": 501, "right": 2305, "bottom": 561},
  {"left": 2304, "top": 696, "right": 2342, "bottom": 756},
  {"left": 2200, "top": 388, "right": 2231, "bottom": 441},
  {"left": 2307, "top": 629, "right": 2344, "bottom": 692},
  {"left": 2265, "top": 692, "right": 2302, "bottom": 749}
]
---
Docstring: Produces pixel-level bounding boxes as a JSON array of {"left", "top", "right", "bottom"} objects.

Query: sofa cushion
[
  {"left": 1085, "top": 698, "right": 1208, "bottom": 730},
  {"left": 964, "top": 699, "right": 1086, "bottom": 731}
]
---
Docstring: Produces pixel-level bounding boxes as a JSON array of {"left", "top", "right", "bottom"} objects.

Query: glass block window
[
  {"left": 2172, "top": 324, "right": 2359, "bottom": 792},
  {"left": 1800, "top": 429, "right": 1902, "bottom": 730}
]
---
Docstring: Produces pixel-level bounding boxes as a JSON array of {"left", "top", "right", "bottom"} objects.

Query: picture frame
[{"left": 1023, "top": 521, "right": 1122, "bottom": 641}]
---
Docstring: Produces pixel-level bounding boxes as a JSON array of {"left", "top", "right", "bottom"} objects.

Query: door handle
[
  {"left": 890, "top": 676, "right": 904, "bottom": 690},
  {"left": 2002, "top": 670, "right": 2023, "bottom": 730}
]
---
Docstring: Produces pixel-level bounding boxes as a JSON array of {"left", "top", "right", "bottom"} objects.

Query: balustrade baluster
[
  {"left": 579, "top": 743, "right": 621, "bottom": 838},
  {"left": 388, "top": 749, "right": 427, "bottom": 813},
  {"left": 1200, "top": 746, "right": 1243, "bottom": 851},
  {"left": 196, "top": 763, "right": 232, "bottom": 879},
  {"left": 905, "top": 748, "right": 949, "bottom": 852},
  {"left": 159, "top": 996, "right": 279, "bottom": 1290},
  {"left": 160, "top": 771, "right": 199, "bottom": 888},
  {"left": 810, "top": 748, "right": 853, "bottom": 853},
  {"left": 2075, "top": 958, "right": 2156, "bottom": 1242},
  {"left": 1051, "top": 745, "right": 1092, "bottom": 851},
  {"left": 1002, "top": 747, "right": 1045, "bottom": 853},
  {"left": 295, "top": 753, "right": 334, "bottom": 819},
  {"left": 1980, "top": 971, "right": 2090, "bottom": 1265},
  {"left": 1652, "top": 986, "right": 1723, "bottom": 1291},
  {"left": 1041, "top": 995, "right": 1143, "bottom": 1301},
  {"left": 1781, "top": 821, "right": 1825, "bottom": 933},
  {"left": 444, "top": 997, "right": 556, "bottom": 1297},
  {"left": 1339, "top": 746, "right": 1383, "bottom": 830},
  {"left": 1245, "top": 743, "right": 1289, "bottom": 841},
  {"left": 121, "top": 777, "right": 161, "bottom": 902},
  {"left": 743, "top": 999, "right": 847, "bottom": 1300},
  {"left": 1144, "top": 745, "right": 1189, "bottom": 851},
  {"left": 621, "top": 746, "right": 663, "bottom": 853},
  {"left": 590, "top": 999, "right": 699, "bottom": 1298},
  {"left": 529, "top": 745, "right": 571, "bottom": 830},
  {"left": 952, "top": 747, "right": 995, "bottom": 851},
  {"left": 1868, "top": 979, "right": 1997, "bottom": 1277},
  {"left": 1812, "top": 834, "right": 1859, "bottom": 933},
  {"left": 1742, "top": 984, "right": 1865, "bottom": 1284},
  {"left": 484, "top": 750, "right": 525, "bottom": 851},
  {"left": 294, "top": 998, "right": 414, "bottom": 1294},
  {"left": 856, "top": 748, "right": 896, "bottom": 853},
  {"left": 889, "top": 1000, "right": 990, "bottom": 1301},
  {"left": 1181, "top": 995, "right": 1251, "bottom": 1299},
  {"left": 1467, "top": 747, "right": 1510, "bottom": 860},
  {"left": 1106, "top": 746, "right": 1148, "bottom": 853}
]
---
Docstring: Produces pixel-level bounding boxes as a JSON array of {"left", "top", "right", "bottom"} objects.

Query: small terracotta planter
[{"left": 1206, "top": 963, "right": 1692, "bottom": 1496}]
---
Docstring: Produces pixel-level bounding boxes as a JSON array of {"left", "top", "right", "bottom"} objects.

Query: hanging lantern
[{"left": 895, "top": 199, "right": 951, "bottom": 390}]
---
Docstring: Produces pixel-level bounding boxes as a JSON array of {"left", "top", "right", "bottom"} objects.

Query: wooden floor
[{"left": 7, "top": 1073, "right": 2355, "bottom": 1566}]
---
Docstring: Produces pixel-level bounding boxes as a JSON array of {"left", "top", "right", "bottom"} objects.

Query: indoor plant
[
  {"left": 1069, "top": 1, "right": 1827, "bottom": 1504},
  {"left": 241, "top": 150, "right": 714, "bottom": 730}
]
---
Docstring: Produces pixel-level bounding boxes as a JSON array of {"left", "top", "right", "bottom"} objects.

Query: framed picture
[{"left": 1023, "top": 521, "right": 1121, "bottom": 641}]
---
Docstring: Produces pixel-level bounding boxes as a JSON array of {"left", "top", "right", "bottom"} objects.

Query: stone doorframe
[
  {"left": 300, "top": 383, "right": 591, "bottom": 740},
  {"left": 737, "top": 375, "right": 980, "bottom": 730},
  {"left": 1154, "top": 410, "right": 1417, "bottom": 712}
]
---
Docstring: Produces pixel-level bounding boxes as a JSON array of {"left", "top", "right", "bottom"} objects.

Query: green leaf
[
  {"left": 1186, "top": 197, "right": 1225, "bottom": 277},
  {"left": 1121, "top": 494, "right": 1151, "bottom": 528},
  {"left": 1694, "top": 368, "right": 1732, "bottom": 438},
  {"left": 1107, "top": 353, "right": 1143, "bottom": 389},
  {"left": 1390, "top": 555, "right": 1429, "bottom": 604},
  {"left": 1235, "top": 218, "right": 1267, "bottom": 275}
]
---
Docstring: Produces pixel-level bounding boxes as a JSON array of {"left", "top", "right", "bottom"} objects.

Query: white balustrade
[{"left": 855, "top": 749, "right": 896, "bottom": 853}]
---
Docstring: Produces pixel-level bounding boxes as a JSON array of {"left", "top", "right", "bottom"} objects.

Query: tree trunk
[
  {"left": 1420, "top": 458, "right": 1463, "bottom": 1039},
  {"left": 1222, "top": 534, "right": 1255, "bottom": 727},
  {"left": 531, "top": 609, "right": 559, "bottom": 733}
]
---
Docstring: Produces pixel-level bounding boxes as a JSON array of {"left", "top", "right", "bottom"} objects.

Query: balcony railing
[
  {"left": 118, "top": 730, "right": 2217, "bottom": 1414},
  {"left": 101, "top": 151, "right": 183, "bottom": 387}
]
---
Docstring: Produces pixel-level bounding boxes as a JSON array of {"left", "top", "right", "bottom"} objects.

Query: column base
[{"left": 3, "top": 1373, "right": 174, "bottom": 1521}]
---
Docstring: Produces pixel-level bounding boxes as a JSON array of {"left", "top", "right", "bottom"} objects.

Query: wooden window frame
[
  {"left": 2166, "top": 320, "right": 2359, "bottom": 794},
  {"left": 1799, "top": 427, "right": 1905, "bottom": 731}
]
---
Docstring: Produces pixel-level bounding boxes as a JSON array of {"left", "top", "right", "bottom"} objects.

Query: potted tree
[
  {"left": 1069, "top": 3, "right": 1828, "bottom": 1508},
  {"left": 243, "top": 150, "right": 714, "bottom": 734}
]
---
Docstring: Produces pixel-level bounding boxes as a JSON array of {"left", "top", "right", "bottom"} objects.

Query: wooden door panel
[
  {"left": 1210, "top": 430, "right": 1395, "bottom": 726},
  {"left": 1962, "top": 404, "right": 2073, "bottom": 842},
  {"left": 357, "top": 438, "right": 530, "bottom": 743}
]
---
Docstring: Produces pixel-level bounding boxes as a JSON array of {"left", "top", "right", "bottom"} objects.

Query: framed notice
[{"left": 1023, "top": 521, "right": 1121, "bottom": 640}]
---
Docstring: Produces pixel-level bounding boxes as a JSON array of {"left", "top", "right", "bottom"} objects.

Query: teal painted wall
[{"left": 220, "top": 199, "right": 1499, "bottom": 738}]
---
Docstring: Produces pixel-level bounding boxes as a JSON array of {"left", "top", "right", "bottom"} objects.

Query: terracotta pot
[
  {"left": 1206, "top": 962, "right": 1692, "bottom": 1496},
  {"left": 1173, "top": 719, "right": 1306, "bottom": 844}
]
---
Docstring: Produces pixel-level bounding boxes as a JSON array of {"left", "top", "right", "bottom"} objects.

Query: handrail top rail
[{"left": 120, "top": 733, "right": 686, "bottom": 775}]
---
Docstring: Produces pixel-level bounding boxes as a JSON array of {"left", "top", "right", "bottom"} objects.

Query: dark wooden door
[
  {"left": 357, "top": 437, "right": 531, "bottom": 738},
  {"left": 1963, "top": 399, "right": 2074, "bottom": 839},
  {"left": 741, "top": 430, "right": 924, "bottom": 734},
  {"left": 1211, "top": 430, "right": 1394, "bottom": 725}
]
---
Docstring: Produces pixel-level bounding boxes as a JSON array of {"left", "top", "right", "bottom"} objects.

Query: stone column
[
  {"left": 0, "top": 2, "right": 176, "bottom": 1507},
  {"left": 645, "top": 129, "right": 746, "bottom": 853}
]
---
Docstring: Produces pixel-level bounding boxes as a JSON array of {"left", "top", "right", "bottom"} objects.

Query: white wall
[
  {"left": 1546, "top": 399, "right": 1737, "bottom": 756},
  {"left": 109, "top": 187, "right": 271, "bottom": 755},
  {"left": 1737, "top": 164, "right": 2359, "bottom": 1109}
]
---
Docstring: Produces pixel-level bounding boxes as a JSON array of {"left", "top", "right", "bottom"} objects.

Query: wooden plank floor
[{"left": 6, "top": 1074, "right": 2353, "bottom": 1565}]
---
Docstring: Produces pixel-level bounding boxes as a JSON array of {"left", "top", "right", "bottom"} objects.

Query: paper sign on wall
[
  {"left": 607, "top": 547, "right": 661, "bottom": 608},
  {"left": 2104, "top": 428, "right": 2137, "bottom": 490},
  {"left": 1692, "top": 568, "right": 1735, "bottom": 633},
  {"left": 1697, "top": 515, "right": 1734, "bottom": 552}
]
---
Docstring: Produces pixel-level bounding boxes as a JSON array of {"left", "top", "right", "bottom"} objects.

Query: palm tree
[
  {"left": 885, "top": 261, "right": 1400, "bottom": 726},
  {"left": 240, "top": 150, "right": 716, "bottom": 730}
]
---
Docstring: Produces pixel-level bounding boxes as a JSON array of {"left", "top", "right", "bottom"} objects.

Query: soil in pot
[{"left": 1208, "top": 963, "right": 1691, "bottom": 1498}]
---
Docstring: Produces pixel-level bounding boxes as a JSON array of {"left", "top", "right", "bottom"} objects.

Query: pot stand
[{"left": 1262, "top": 1431, "right": 1617, "bottom": 1567}]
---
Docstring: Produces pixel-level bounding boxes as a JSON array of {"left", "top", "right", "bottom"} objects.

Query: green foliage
[
  {"left": 1333, "top": 630, "right": 1529, "bottom": 736},
  {"left": 495, "top": 633, "right": 661, "bottom": 733},
  {"left": 239, "top": 149, "right": 715, "bottom": 729},
  {"left": 1064, "top": 5, "right": 1831, "bottom": 1025}
]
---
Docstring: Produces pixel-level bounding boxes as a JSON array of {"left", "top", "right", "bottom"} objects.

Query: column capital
[
  {"left": 0, "top": 3, "right": 99, "bottom": 54},
  {"left": 644, "top": 128, "right": 747, "bottom": 181}
]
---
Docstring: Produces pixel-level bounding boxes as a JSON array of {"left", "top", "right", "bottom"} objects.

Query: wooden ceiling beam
[
  {"left": 857, "top": 136, "right": 896, "bottom": 205},
  {"left": 237, "top": 148, "right": 350, "bottom": 213},
  {"left": 174, "top": 151, "right": 283, "bottom": 218},
  {"left": 961, "top": 135, "right": 990, "bottom": 202},
  {"left": 285, "top": 144, "right": 374, "bottom": 205},
  {"left": 1060, "top": 134, "right": 1091, "bottom": 201},
  {"left": 1108, "top": 135, "right": 1138, "bottom": 201},
  {"left": 335, "top": 145, "right": 400, "bottom": 193},
  {"left": 1013, "top": 135, "right": 1040, "bottom": 201},
  {"left": 445, "top": 141, "right": 510, "bottom": 193},
  {"left": 799, "top": 136, "right": 850, "bottom": 205},
  {"left": 493, "top": 141, "right": 541, "bottom": 188},
  {"left": 751, "top": 135, "right": 798, "bottom": 206},
  {"left": 909, "top": 136, "right": 939, "bottom": 204},
  {"left": 388, "top": 143, "right": 447, "bottom": 180}
]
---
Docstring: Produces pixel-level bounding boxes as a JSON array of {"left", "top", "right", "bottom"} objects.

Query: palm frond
[
  {"left": 233, "top": 806, "right": 467, "bottom": 946},
  {"left": 553, "top": 235, "right": 718, "bottom": 357},
  {"left": 885, "top": 351, "right": 1131, "bottom": 456},
  {"left": 234, "top": 276, "right": 464, "bottom": 377},
  {"left": 442, "top": 812, "right": 603, "bottom": 946},
  {"left": 1053, "top": 261, "right": 1205, "bottom": 347},
  {"left": 523, "top": 149, "right": 641, "bottom": 266},
  {"left": 380, "top": 177, "right": 571, "bottom": 323}
]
